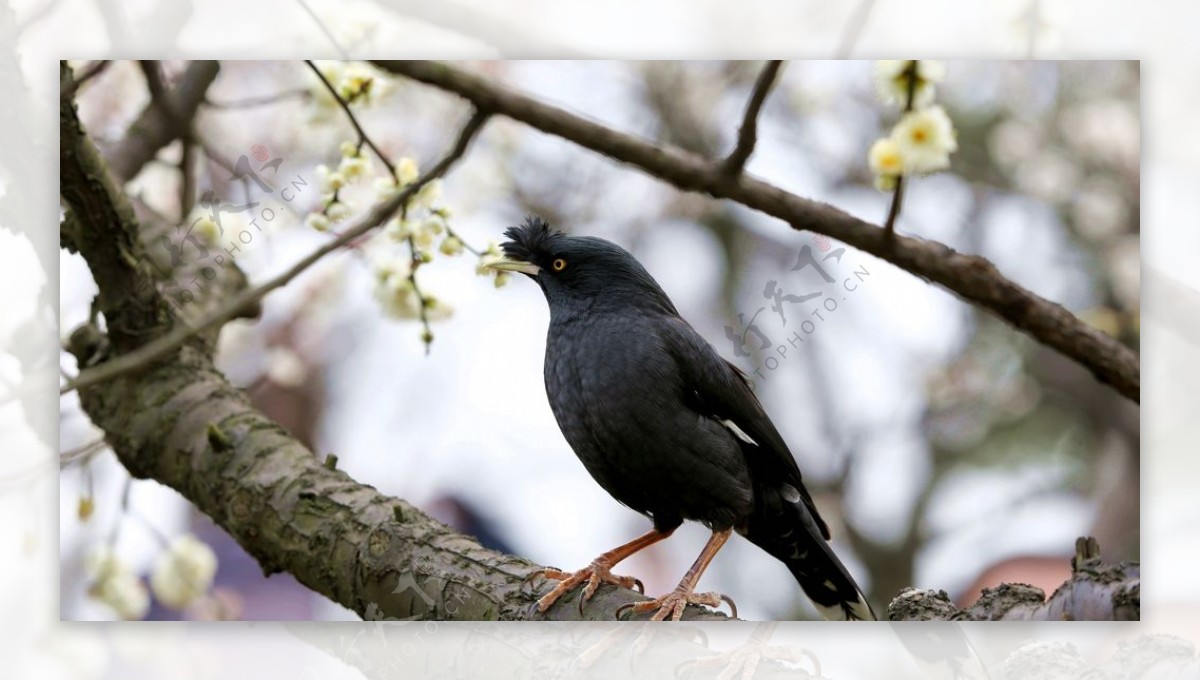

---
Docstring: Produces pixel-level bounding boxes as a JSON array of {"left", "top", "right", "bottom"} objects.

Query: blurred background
[{"left": 58, "top": 59, "right": 1139, "bottom": 622}]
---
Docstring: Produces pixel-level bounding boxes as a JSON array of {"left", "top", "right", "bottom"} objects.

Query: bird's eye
[{"left": 552, "top": 258, "right": 567, "bottom": 272}]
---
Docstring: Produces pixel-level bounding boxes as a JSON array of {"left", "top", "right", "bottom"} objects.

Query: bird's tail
[{"left": 743, "top": 493, "right": 876, "bottom": 621}]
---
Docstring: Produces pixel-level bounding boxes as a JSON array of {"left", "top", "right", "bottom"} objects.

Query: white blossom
[
  {"left": 374, "top": 176, "right": 399, "bottom": 200},
  {"left": 150, "top": 535, "right": 218, "bottom": 610},
  {"left": 373, "top": 270, "right": 422, "bottom": 319},
  {"left": 475, "top": 241, "right": 505, "bottom": 276},
  {"left": 326, "top": 201, "right": 352, "bottom": 223},
  {"left": 396, "top": 157, "right": 419, "bottom": 186},
  {"left": 316, "top": 164, "right": 344, "bottom": 193},
  {"left": 338, "top": 155, "right": 371, "bottom": 182},
  {"left": 411, "top": 179, "right": 442, "bottom": 211},
  {"left": 78, "top": 496, "right": 95, "bottom": 521},
  {"left": 875, "top": 60, "right": 945, "bottom": 108},
  {"left": 191, "top": 215, "right": 221, "bottom": 245},
  {"left": 421, "top": 295, "right": 454, "bottom": 321},
  {"left": 383, "top": 217, "right": 412, "bottom": 241},
  {"left": 371, "top": 251, "right": 411, "bottom": 282},
  {"left": 439, "top": 235, "right": 464, "bottom": 256},
  {"left": 305, "top": 213, "right": 331, "bottom": 232},
  {"left": 336, "top": 63, "right": 377, "bottom": 103},
  {"left": 412, "top": 217, "right": 443, "bottom": 248},
  {"left": 85, "top": 545, "right": 121, "bottom": 582},
  {"left": 890, "top": 105, "right": 957, "bottom": 174},
  {"left": 869, "top": 137, "right": 904, "bottom": 177},
  {"left": 85, "top": 546, "right": 150, "bottom": 620},
  {"left": 97, "top": 572, "right": 151, "bottom": 620}
]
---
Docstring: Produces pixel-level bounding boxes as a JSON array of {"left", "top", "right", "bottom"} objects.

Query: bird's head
[{"left": 488, "top": 216, "right": 677, "bottom": 316}]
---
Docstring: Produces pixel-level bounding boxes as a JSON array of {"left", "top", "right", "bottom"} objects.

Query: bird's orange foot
[
  {"left": 617, "top": 587, "right": 737, "bottom": 621},
  {"left": 531, "top": 561, "right": 644, "bottom": 613}
]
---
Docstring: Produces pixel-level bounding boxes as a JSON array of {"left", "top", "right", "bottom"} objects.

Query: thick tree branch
[
  {"left": 722, "top": 60, "right": 783, "bottom": 175},
  {"left": 107, "top": 60, "right": 220, "bottom": 182},
  {"left": 371, "top": 60, "right": 1139, "bottom": 403},
  {"left": 65, "top": 333, "right": 728, "bottom": 622},
  {"left": 60, "top": 62, "right": 174, "bottom": 353}
]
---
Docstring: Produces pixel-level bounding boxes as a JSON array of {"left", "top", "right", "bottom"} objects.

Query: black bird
[{"left": 489, "top": 216, "right": 874, "bottom": 621}]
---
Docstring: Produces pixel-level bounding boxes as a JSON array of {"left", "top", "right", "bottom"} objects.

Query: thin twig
[
  {"left": 882, "top": 60, "right": 919, "bottom": 248},
  {"left": 62, "top": 111, "right": 490, "bottom": 396},
  {"left": 371, "top": 60, "right": 1140, "bottom": 403},
  {"left": 191, "top": 134, "right": 305, "bottom": 219},
  {"left": 60, "top": 60, "right": 111, "bottom": 99},
  {"left": 445, "top": 223, "right": 482, "bottom": 256},
  {"left": 722, "top": 60, "right": 784, "bottom": 176},
  {"left": 140, "top": 61, "right": 201, "bottom": 222},
  {"left": 406, "top": 231, "right": 434, "bottom": 354},
  {"left": 179, "top": 138, "right": 195, "bottom": 220},
  {"left": 60, "top": 438, "right": 108, "bottom": 467},
  {"left": 881, "top": 175, "right": 905, "bottom": 245},
  {"left": 106, "top": 60, "right": 220, "bottom": 183},
  {"left": 304, "top": 59, "right": 397, "bottom": 178},
  {"left": 105, "top": 477, "right": 134, "bottom": 546},
  {"left": 203, "top": 89, "right": 312, "bottom": 109},
  {"left": 138, "top": 60, "right": 171, "bottom": 111}
]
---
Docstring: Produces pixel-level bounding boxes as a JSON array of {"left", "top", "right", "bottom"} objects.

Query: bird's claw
[
  {"left": 718, "top": 592, "right": 738, "bottom": 620},
  {"left": 533, "top": 560, "right": 644, "bottom": 614},
  {"left": 521, "top": 566, "right": 570, "bottom": 601},
  {"left": 615, "top": 589, "right": 737, "bottom": 621},
  {"left": 522, "top": 566, "right": 566, "bottom": 590}
]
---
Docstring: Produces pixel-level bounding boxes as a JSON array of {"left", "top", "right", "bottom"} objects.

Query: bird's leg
[
  {"left": 533, "top": 527, "right": 674, "bottom": 613},
  {"left": 619, "top": 528, "right": 734, "bottom": 622}
]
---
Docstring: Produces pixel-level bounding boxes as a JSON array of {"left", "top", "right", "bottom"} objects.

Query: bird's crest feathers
[{"left": 501, "top": 216, "right": 563, "bottom": 263}]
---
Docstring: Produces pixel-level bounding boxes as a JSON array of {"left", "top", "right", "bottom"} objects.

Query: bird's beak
[{"left": 484, "top": 257, "right": 541, "bottom": 277}]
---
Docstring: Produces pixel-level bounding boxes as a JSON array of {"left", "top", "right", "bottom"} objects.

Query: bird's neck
[{"left": 548, "top": 296, "right": 672, "bottom": 327}]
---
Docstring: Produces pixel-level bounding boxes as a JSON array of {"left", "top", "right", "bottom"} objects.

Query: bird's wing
[{"left": 656, "top": 316, "right": 831, "bottom": 539}]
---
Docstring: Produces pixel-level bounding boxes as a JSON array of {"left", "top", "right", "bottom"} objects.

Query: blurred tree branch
[
  {"left": 107, "top": 60, "right": 219, "bottom": 182},
  {"left": 722, "top": 60, "right": 783, "bottom": 175},
  {"left": 889, "top": 537, "right": 1139, "bottom": 620},
  {"left": 372, "top": 60, "right": 1140, "bottom": 404}
]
